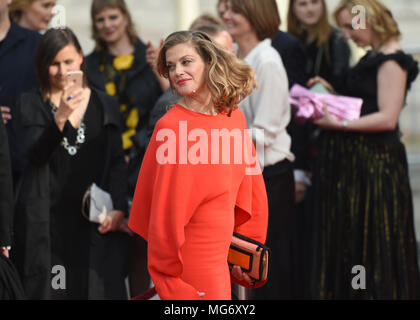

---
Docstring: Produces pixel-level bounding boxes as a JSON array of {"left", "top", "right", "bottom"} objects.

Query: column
[
  {"left": 177, "top": 0, "right": 200, "bottom": 31},
  {"left": 277, "top": 0, "right": 289, "bottom": 31}
]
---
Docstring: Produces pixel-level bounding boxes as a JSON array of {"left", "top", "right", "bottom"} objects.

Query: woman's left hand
[
  {"left": 313, "top": 104, "right": 342, "bottom": 130},
  {"left": 98, "top": 210, "right": 134, "bottom": 235}
]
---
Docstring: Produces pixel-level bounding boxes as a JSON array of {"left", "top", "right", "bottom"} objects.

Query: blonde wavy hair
[
  {"left": 9, "top": 0, "right": 35, "bottom": 21},
  {"left": 90, "top": 0, "right": 138, "bottom": 52},
  {"left": 333, "top": 0, "right": 401, "bottom": 44},
  {"left": 287, "top": 0, "right": 332, "bottom": 47},
  {"left": 157, "top": 31, "right": 257, "bottom": 116}
]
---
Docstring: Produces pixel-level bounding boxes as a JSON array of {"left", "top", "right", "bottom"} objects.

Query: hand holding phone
[
  {"left": 54, "top": 71, "right": 86, "bottom": 131},
  {"left": 66, "top": 70, "right": 83, "bottom": 91}
]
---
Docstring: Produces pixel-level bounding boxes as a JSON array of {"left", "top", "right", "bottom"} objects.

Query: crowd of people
[{"left": 0, "top": 0, "right": 419, "bottom": 300}]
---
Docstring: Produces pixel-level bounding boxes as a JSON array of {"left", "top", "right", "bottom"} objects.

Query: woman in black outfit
[
  {"left": 309, "top": 0, "right": 420, "bottom": 299},
  {"left": 287, "top": 0, "right": 351, "bottom": 298},
  {"left": 12, "top": 27, "right": 130, "bottom": 300},
  {"left": 85, "top": 0, "right": 163, "bottom": 190},
  {"left": 288, "top": 0, "right": 350, "bottom": 88}
]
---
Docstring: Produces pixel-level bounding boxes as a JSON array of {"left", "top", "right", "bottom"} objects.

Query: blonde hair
[
  {"left": 90, "top": 0, "right": 138, "bottom": 52},
  {"left": 157, "top": 31, "right": 257, "bottom": 116},
  {"left": 287, "top": 0, "right": 332, "bottom": 47},
  {"left": 229, "top": 0, "right": 280, "bottom": 40},
  {"left": 333, "top": 0, "right": 400, "bottom": 44},
  {"left": 9, "top": 0, "right": 35, "bottom": 21}
]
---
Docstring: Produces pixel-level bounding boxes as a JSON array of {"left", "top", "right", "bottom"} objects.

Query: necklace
[{"left": 49, "top": 101, "right": 86, "bottom": 156}]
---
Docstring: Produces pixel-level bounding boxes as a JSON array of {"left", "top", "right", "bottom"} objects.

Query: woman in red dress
[{"left": 128, "top": 31, "right": 268, "bottom": 300}]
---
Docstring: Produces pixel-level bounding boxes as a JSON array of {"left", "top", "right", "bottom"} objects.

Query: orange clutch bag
[{"left": 228, "top": 232, "right": 270, "bottom": 287}]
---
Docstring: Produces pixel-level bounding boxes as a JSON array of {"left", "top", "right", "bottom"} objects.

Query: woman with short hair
[{"left": 223, "top": 0, "right": 296, "bottom": 299}]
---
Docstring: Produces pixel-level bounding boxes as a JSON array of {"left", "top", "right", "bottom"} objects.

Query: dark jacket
[
  {"left": 85, "top": 39, "right": 162, "bottom": 150},
  {"left": 303, "top": 28, "right": 350, "bottom": 91},
  {"left": 272, "top": 30, "right": 309, "bottom": 88},
  {"left": 0, "top": 119, "right": 14, "bottom": 247},
  {"left": 85, "top": 40, "right": 162, "bottom": 197},
  {"left": 0, "top": 18, "right": 41, "bottom": 179},
  {"left": 11, "top": 89, "right": 129, "bottom": 299},
  {"left": 296, "top": 28, "right": 351, "bottom": 172}
]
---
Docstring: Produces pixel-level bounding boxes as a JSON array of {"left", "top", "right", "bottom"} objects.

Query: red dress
[{"left": 128, "top": 104, "right": 268, "bottom": 300}]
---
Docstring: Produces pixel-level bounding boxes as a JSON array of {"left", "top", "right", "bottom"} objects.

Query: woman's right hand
[
  {"left": 307, "top": 76, "right": 335, "bottom": 93},
  {"left": 54, "top": 84, "right": 85, "bottom": 131},
  {"left": 146, "top": 39, "right": 164, "bottom": 72},
  {"left": 146, "top": 41, "right": 158, "bottom": 70}
]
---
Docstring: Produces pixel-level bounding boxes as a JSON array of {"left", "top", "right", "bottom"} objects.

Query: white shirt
[{"left": 239, "top": 39, "right": 295, "bottom": 168}]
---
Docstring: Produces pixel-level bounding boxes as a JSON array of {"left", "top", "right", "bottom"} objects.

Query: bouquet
[{"left": 289, "top": 84, "right": 363, "bottom": 122}]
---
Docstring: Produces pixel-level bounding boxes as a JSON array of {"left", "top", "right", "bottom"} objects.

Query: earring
[{"left": 192, "top": 89, "right": 196, "bottom": 93}]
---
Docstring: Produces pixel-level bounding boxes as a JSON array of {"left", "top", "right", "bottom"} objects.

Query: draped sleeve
[
  {"left": 128, "top": 116, "right": 202, "bottom": 300},
  {"left": 233, "top": 128, "right": 268, "bottom": 244},
  {"left": 234, "top": 171, "right": 268, "bottom": 244},
  {"left": 232, "top": 153, "right": 269, "bottom": 289},
  {"left": 232, "top": 129, "right": 269, "bottom": 289}
]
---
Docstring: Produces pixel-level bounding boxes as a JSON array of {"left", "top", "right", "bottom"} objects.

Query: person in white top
[{"left": 223, "top": 0, "right": 296, "bottom": 299}]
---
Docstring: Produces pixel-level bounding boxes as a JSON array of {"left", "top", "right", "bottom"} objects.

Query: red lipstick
[{"left": 177, "top": 79, "right": 190, "bottom": 86}]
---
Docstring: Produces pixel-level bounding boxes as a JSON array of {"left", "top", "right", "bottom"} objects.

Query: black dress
[
  {"left": 293, "top": 29, "right": 351, "bottom": 299},
  {"left": 309, "top": 51, "right": 420, "bottom": 299},
  {"left": 49, "top": 92, "right": 106, "bottom": 299}
]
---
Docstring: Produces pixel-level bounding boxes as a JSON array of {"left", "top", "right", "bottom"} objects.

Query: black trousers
[{"left": 251, "top": 159, "right": 296, "bottom": 300}]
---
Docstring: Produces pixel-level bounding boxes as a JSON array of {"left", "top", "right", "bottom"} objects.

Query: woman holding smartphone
[{"left": 12, "top": 27, "right": 131, "bottom": 300}]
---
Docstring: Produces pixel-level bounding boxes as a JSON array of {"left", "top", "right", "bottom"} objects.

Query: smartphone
[
  {"left": 66, "top": 70, "right": 83, "bottom": 90},
  {"left": 310, "top": 82, "right": 330, "bottom": 94}
]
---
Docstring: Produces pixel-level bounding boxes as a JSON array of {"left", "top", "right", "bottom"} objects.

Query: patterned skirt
[{"left": 309, "top": 131, "right": 420, "bottom": 299}]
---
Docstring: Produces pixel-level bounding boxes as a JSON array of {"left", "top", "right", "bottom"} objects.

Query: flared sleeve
[
  {"left": 233, "top": 126, "right": 268, "bottom": 244},
  {"left": 234, "top": 172, "right": 268, "bottom": 244},
  {"left": 128, "top": 117, "right": 202, "bottom": 300},
  {"left": 232, "top": 131, "right": 269, "bottom": 289}
]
